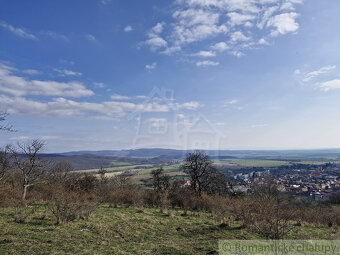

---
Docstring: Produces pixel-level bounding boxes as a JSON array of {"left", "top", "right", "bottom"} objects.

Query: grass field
[
  {"left": 75, "top": 158, "right": 330, "bottom": 183},
  {"left": 214, "top": 159, "right": 292, "bottom": 167},
  {"left": 0, "top": 205, "right": 339, "bottom": 255},
  {"left": 76, "top": 164, "right": 155, "bottom": 174}
]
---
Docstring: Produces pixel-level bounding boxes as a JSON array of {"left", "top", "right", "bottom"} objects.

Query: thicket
[{"left": 0, "top": 145, "right": 339, "bottom": 240}]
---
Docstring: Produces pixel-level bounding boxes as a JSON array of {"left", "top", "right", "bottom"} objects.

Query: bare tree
[
  {"left": 181, "top": 150, "right": 217, "bottom": 196},
  {"left": 0, "top": 146, "right": 10, "bottom": 181},
  {"left": 97, "top": 166, "right": 108, "bottom": 183},
  {"left": 112, "top": 172, "right": 132, "bottom": 190},
  {"left": 9, "top": 140, "right": 47, "bottom": 200},
  {"left": 50, "top": 160, "right": 74, "bottom": 183},
  {"left": 204, "top": 169, "right": 231, "bottom": 196},
  {"left": 0, "top": 112, "right": 15, "bottom": 132},
  {"left": 151, "top": 167, "right": 170, "bottom": 192}
]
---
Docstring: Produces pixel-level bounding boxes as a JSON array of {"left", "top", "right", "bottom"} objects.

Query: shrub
[
  {"left": 107, "top": 188, "right": 142, "bottom": 208},
  {"left": 13, "top": 203, "right": 37, "bottom": 223},
  {"left": 47, "top": 188, "right": 97, "bottom": 225}
]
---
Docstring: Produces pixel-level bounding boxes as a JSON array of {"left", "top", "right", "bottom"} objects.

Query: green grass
[
  {"left": 0, "top": 205, "right": 338, "bottom": 255},
  {"left": 76, "top": 158, "right": 329, "bottom": 177},
  {"left": 76, "top": 164, "right": 155, "bottom": 174},
  {"left": 214, "top": 159, "right": 292, "bottom": 167},
  {"left": 138, "top": 165, "right": 181, "bottom": 175}
]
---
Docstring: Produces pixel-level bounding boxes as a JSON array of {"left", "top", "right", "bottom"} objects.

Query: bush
[
  {"left": 13, "top": 203, "right": 37, "bottom": 223},
  {"left": 0, "top": 180, "right": 21, "bottom": 207},
  {"left": 47, "top": 188, "right": 97, "bottom": 225},
  {"left": 107, "top": 188, "right": 142, "bottom": 208},
  {"left": 230, "top": 188, "right": 294, "bottom": 240}
]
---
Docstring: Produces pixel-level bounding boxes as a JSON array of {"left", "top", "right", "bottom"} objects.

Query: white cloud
[
  {"left": 85, "top": 34, "right": 97, "bottom": 42},
  {"left": 135, "top": 95, "right": 148, "bottom": 99},
  {"left": 0, "top": 64, "right": 93, "bottom": 98},
  {"left": 111, "top": 94, "right": 131, "bottom": 100},
  {"left": 146, "top": 37, "right": 168, "bottom": 49},
  {"left": 145, "top": 62, "right": 157, "bottom": 70},
  {"left": 211, "top": 42, "right": 229, "bottom": 51},
  {"left": 145, "top": 0, "right": 303, "bottom": 58},
  {"left": 227, "top": 12, "right": 255, "bottom": 27},
  {"left": 124, "top": 26, "right": 133, "bottom": 32},
  {"left": 258, "top": 38, "right": 269, "bottom": 45},
  {"left": 0, "top": 94, "right": 201, "bottom": 119},
  {"left": 267, "top": 12, "right": 299, "bottom": 36},
  {"left": 230, "top": 31, "right": 251, "bottom": 42},
  {"left": 93, "top": 82, "right": 105, "bottom": 88},
  {"left": 294, "top": 69, "right": 301, "bottom": 75},
  {"left": 42, "top": 30, "right": 69, "bottom": 41},
  {"left": 54, "top": 68, "right": 82, "bottom": 77},
  {"left": 22, "top": 69, "right": 41, "bottom": 75},
  {"left": 196, "top": 60, "right": 219, "bottom": 67},
  {"left": 317, "top": 79, "right": 340, "bottom": 92},
  {"left": 161, "top": 46, "right": 181, "bottom": 55},
  {"left": 0, "top": 21, "right": 38, "bottom": 40},
  {"left": 193, "top": 50, "right": 216, "bottom": 57},
  {"left": 226, "top": 99, "right": 239, "bottom": 105},
  {"left": 145, "top": 23, "right": 168, "bottom": 51},
  {"left": 177, "top": 114, "right": 185, "bottom": 119},
  {"left": 171, "top": 8, "right": 228, "bottom": 45},
  {"left": 296, "top": 65, "right": 340, "bottom": 92},
  {"left": 302, "top": 65, "right": 336, "bottom": 82}
]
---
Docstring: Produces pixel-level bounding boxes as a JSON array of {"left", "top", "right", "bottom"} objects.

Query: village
[{"left": 233, "top": 163, "right": 340, "bottom": 199}]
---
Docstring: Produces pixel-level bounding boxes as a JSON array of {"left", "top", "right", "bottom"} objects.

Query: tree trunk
[
  {"left": 22, "top": 184, "right": 28, "bottom": 200},
  {"left": 22, "top": 176, "right": 28, "bottom": 200}
]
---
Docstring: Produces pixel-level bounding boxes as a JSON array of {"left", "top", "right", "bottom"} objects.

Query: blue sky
[{"left": 1, "top": 0, "right": 340, "bottom": 152}]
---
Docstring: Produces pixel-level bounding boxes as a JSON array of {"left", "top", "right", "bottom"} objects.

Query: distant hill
[
  {"left": 43, "top": 148, "right": 340, "bottom": 171},
  {"left": 59, "top": 148, "right": 186, "bottom": 158},
  {"left": 58, "top": 148, "right": 340, "bottom": 160}
]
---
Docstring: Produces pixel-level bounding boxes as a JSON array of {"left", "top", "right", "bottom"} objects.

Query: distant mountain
[
  {"left": 59, "top": 148, "right": 187, "bottom": 158},
  {"left": 57, "top": 148, "right": 340, "bottom": 160},
  {"left": 41, "top": 148, "right": 340, "bottom": 171}
]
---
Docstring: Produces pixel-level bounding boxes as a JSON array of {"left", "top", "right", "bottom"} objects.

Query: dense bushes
[{"left": 0, "top": 154, "right": 339, "bottom": 238}]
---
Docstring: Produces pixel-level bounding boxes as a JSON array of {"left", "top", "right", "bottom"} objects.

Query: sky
[{"left": 1, "top": 0, "right": 340, "bottom": 152}]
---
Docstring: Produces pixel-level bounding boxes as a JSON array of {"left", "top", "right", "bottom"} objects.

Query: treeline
[{"left": 1, "top": 141, "right": 340, "bottom": 240}]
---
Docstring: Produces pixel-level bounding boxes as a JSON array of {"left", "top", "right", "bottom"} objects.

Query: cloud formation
[
  {"left": 145, "top": 62, "right": 157, "bottom": 70},
  {"left": 85, "top": 34, "right": 98, "bottom": 42},
  {"left": 196, "top": 60, "right": 219, "bottom": 67},
  {"left": 0, "top": 64, "right": 93, "bottom": 98},
  {"left": 318, "top": 79, "right": 340, "bottom": 92},
  {"left": 54, "top": 68, "right": 82, "bottom": 77},
  {"left": 0, "top": 94, "right": 201, "bottom": 119},
  {"left": 124, "top": 26, "right": 133, "bottom": 32},
  {"left": 0, "top": 21, "right": 38, "bottom": 40},
  {"left": 145, "top": 0, "right": 303, "bottom": 59},
  {"left": 302, "top": 65, "right": 336, "bottom": 82},
  {"left": 295, "top": 65, "right": 340, "bottom": 92},
  {"left": 0, "top": 63, "right": 201, "bottom": 120}
]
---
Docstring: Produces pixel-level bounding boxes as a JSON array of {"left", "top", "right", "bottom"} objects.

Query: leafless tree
[
  {"left": 181, "top": 150, "right": 219, "bottom": 196},
  {"left": 0, "top": 146, "right": 10, "bottom": 181},
  {"left": 204, "top": 169, "right": 231, "bottom": 196},
  {"left": 9, "top": 140, "right": 47, "bottom": 200},
  {"left": 97, "top": 166, "right": 108, "bottom": 183},
  {"left": 50, "top": 160, "right": 74, "bottom": 183},
  {"left": 112, "top": 172, "right": 132, "bottom": 190},
  {"left": 151, "top": 167, "right": 170, "bottom": 192},
  {"left": 0, "top": 112, "right": 15, "bottom": 132}
]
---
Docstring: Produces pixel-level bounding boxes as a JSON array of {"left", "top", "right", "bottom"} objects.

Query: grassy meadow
[{"left": 1, "top": 205, "right": 339, "bottom": 255}]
